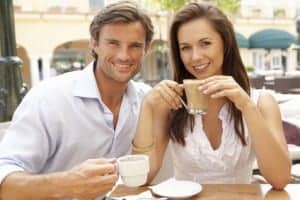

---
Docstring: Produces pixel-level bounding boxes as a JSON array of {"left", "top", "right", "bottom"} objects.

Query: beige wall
[{"left": 15, "top": 13, "right": 91, "bottom": 56}]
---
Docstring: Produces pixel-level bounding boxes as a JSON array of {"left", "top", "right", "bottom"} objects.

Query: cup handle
[{"left": 178, "top": 96, "right": 189, "bottom": 110}]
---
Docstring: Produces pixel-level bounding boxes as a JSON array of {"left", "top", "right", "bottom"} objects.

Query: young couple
[{"left": 0, "top": 1, "right": 289, "bottom": 199}]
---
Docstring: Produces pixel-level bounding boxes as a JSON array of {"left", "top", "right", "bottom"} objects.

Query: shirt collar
[
  {"left": 72, "top": 61, "right": 139, "bottom": 106},
  {"left": 126, "top": 80, "right": 139, "bottom": 106},
  {"left": 219, "top": 102, "right": 230, "bottom": 122},
  {"left": 73, "top": 62, "right": 100, "bottom": 99}
]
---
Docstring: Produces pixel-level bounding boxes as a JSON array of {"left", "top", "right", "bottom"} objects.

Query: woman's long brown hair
[{"left": 169, "top": 3, "right": 250, "bottom": 146}]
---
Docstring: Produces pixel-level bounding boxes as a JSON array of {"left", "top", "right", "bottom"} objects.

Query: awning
[
  {"left": 249, "top": 29, "right": 296, "bottom": 49},
  {"left": 235, "top": 32, "right": 249, "bottom": 48}
]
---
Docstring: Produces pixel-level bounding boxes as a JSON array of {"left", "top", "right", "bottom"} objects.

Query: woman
[{"left": 133, "top": 2, "right": 290, "bottom": 189}]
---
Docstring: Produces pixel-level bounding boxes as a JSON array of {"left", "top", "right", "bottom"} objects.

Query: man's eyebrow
[
  {"left": 131, "top": 41, "right": 144, "bottom": 46},
  {"left": 104, "top": 38, "right": 119, "bottom": 42}
]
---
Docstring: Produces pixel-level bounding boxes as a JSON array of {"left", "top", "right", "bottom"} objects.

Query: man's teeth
[{"left": 115, "top": 64, "right": 130, "bottom": 68}]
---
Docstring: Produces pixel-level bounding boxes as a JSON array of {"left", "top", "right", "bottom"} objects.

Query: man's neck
[{"left": 94, "top": 68, "right": 128, "bottom": 110}]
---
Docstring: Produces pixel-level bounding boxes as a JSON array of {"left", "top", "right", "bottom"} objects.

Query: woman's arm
[
  {"left": 133, "top": 80, "right": 183, "bottom": 184},
  {"left": 199, "top": 76, "right": 290, "bottom": 189},
  {"left": 241, "top": 91, "right": 290, "bottom": 189}
]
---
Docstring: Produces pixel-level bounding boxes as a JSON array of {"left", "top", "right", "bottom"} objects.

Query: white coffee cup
[{"left": 117, "top": 154, "right": 149, "bottom": 187}]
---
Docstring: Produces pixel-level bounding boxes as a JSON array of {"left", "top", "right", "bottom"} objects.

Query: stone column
[
  {"left": 296, "top": 16, "right": 300, "bottom": 68},
  {"left": 0, "top": 0, "right": 26, "bottom": 122}
]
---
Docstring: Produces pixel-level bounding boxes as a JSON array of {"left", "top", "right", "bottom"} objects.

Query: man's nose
[{"left": 116, "top": 46, "right": 130, "bottom": 60}]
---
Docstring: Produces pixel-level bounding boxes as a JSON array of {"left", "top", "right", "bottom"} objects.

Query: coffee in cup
[
  {"left": 183, "top": 79, "right": 209, "bottom": 115},
  {"left": 117, "top": 154, "right": 149, "bottom": 187}
]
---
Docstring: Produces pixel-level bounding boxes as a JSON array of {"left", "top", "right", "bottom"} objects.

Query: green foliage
[
  {"left": 245, "top": 65, "right": 255, "bottom": 72},
  {"left": 147, "top": 0, "right": 188, "bottom": 11},
  {"left": 213, "top": 0, "right": 240, "bottom": 14},
  {"left": 147, "top": 0, "right": 241, "bottom": 14}
]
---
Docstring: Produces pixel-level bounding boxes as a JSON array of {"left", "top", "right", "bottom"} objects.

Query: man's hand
[
  {"left": 1, "top": 158, "right": 118, "bottom": 200},
  {"left": 64, "top": 158, "right": 118, "bottom": 200}
]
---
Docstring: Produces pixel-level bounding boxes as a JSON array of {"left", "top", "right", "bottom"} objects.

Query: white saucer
[
  {"left": 292, "top": 164, "right": 300, "bottom": 177},
  {"left": 150, "top": 178, "right": 202, "bottom": 199}
]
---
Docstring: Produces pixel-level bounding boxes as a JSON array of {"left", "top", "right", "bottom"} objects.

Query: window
[
  {"left": 89, "top": 0, "right": 104, "bottom": 11},
  {"left": 50, "top": 50, "right": 85, "bottom": 76},
  {"left": 270, "top": 50, "right": 282, "bottom": 70},
  {"left": 273, "top": 9, "right": 286, "bottom": 18},
  {"left": 252, "top": 50, "right": 265, "bottom": 70}
]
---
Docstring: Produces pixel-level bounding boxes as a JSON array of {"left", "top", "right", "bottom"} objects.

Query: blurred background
[
  {"left": 1, "top": 0, "right": 300, "bottom": 123},
  {"left": 10, "top": 0, "right": 300, "bottom": 88}
]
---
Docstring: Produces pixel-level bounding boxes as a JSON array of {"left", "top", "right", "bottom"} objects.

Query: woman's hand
[
  {"left": 144, "top": 80, "right": 184, "bottom": 111},
  {"left": 198, "top": 75, "right": 252, "bottom": 111}
]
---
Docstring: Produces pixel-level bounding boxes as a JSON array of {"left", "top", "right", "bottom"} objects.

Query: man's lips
[{"left": 113, "top": 63, "right": 132, "bottom": 72}]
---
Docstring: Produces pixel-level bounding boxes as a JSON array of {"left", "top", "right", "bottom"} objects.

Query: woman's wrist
[{"left": 239, "top": 99, "right": 257, "bottom": 114}]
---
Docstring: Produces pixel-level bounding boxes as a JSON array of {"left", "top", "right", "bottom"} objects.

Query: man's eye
[
  {"left": 131, "top": 44, "right": 143, "bottom": 48},
  {"left": 108, "top": 41, "right": 118, "bottom": 46}
]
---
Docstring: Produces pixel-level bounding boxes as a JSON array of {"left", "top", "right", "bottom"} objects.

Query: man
[{"left": 0, "top": 1, "right": 153, "bottom": 199}]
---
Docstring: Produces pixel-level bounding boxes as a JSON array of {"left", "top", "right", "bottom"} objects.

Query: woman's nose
[{"left": 192, "top": 48, "right": 204, "bottom": 61}]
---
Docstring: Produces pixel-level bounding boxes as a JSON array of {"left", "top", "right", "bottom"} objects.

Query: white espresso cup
[{"left": 117, "top": 154, "right": 149, "bottom": 187}]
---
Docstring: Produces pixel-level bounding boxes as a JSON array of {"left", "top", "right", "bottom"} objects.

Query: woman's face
[{"left": 177, "top": 18, "right": 224, "bottom": 79}]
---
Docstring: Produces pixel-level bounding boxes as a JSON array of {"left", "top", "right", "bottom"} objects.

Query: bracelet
[{"left": 131, "top": 140, "right": 154, "bottom": 153}]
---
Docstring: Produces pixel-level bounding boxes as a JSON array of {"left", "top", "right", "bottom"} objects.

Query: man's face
[{"left": 91, "top": 22, "right": 149, "bottom": 83}]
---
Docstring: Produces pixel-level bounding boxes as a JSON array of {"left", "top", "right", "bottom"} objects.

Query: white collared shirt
[
  {"left": 170, "top": 89, "right": 260, "bottom": 184},
  {"left": 0, "top": 62, "right": 151, "bottom": 188}
]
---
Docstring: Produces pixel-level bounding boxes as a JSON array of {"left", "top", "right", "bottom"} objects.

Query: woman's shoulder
[
  {"left": 250, "top": 88, "right": 276, "bottom": 105},
  {"left": 250, "top": 89, "right": 278, "bottom": 114}
]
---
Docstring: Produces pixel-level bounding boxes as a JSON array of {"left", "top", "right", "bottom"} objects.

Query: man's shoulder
[
  {"left": 38, "top": 71, "right": 80, "bottom": 89},
  {"left": 27, "top": 71, "right": 81, "bottom": 101}
]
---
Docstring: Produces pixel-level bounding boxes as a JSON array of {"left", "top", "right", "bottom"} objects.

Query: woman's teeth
[{"left": 194, "top": 63, "right": 208, "bottom": 71}]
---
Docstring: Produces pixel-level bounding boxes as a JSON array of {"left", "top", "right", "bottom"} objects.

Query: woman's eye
[
  {"left": 180, "top": 46, "right": 190, "bottom": 51},
  {"left": 200, "top": 41, "right": 211, "bottom": 47}
]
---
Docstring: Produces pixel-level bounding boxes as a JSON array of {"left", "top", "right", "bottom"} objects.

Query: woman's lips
[{"left": 193, "top": 63, "right": 209, "bottom": 73}]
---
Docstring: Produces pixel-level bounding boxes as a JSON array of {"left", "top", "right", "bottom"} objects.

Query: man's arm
[
  {"left": 1, "top": 171, "right": 66, "bottom": 200},
  {"left": 1, "top": 158, "right": 118, "bottom": 200}
]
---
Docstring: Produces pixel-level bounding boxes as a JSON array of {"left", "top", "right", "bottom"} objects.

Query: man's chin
[{"left": 113, "top": 76, "right": 133, "bottom": 84}]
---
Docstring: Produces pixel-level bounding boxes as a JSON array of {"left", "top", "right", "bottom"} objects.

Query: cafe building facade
[{"left": 13, "top": 0, "right": 300, "bottom": 88}]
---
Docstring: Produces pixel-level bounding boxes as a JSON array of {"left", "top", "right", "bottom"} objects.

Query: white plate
[
  {"left": 292, "top": 164, "right": 300, "bottom": 177},
  {"left": 150, "top": 178, "right": 202, "bottom": 199}
]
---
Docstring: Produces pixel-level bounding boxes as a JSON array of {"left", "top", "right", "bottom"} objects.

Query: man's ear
[
  {"left": 144, "top": 41, "right": 152, "bottom": 54},
  {"left": 89, "top": 38, "right": 97, "bottom": 50}
]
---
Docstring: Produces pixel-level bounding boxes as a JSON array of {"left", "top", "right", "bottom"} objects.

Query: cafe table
[{"left": 110, "top": 184, "right": 300, "bottom": 200}]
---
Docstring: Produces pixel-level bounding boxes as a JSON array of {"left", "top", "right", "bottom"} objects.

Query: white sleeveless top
[{"left": 169, "top": 89, "right": 260, "bottom": 183}]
